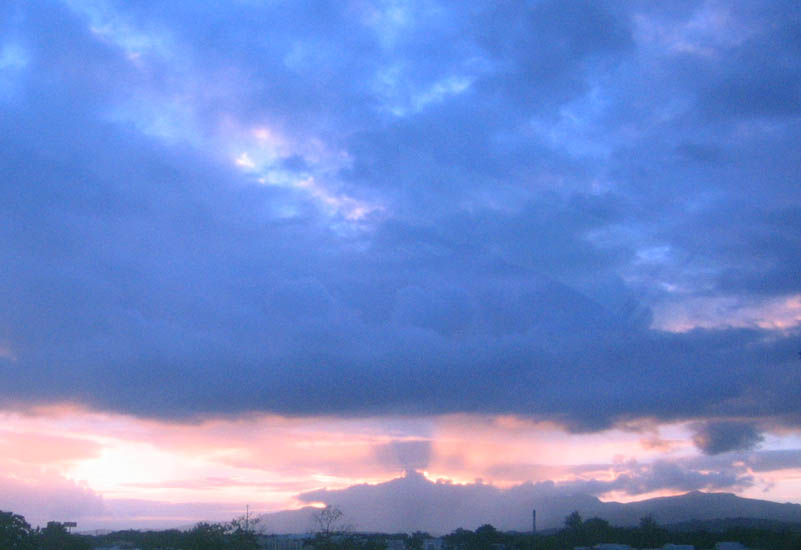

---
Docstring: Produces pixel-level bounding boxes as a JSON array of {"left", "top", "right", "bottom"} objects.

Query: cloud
[
  {"left": 0, "top": 471, "right": 105, "bottom": 528},
  {"left": 745, "top": 449, "right": 801, "bottom": 472},
  {"left": 674, "top": 446, "right": 801, "bottom": 477},
  {"left": 0, "top": 0, "right": 799, "bottom": 433},
  {"left": 692, "top": 421, "right": 765, "bottom": 455},
  {"left": 89, "top": 499, "right": 252, "bottom": 530},
  {"left": 1, "top": 405, "right": 797, "bottom": 530},
  {"left": 598, "top": 459, "right": 753, "bottom": 495},
  {"left": 0, "top": 431, "right": 102, "bottom": 464},
  {"left": 374, "top": 440, "right": 432, "bottom": 472}
]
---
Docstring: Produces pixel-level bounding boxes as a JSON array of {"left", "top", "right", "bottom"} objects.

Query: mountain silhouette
[{"left": 258, "top": 473, "right": 801, "bottom": 534}]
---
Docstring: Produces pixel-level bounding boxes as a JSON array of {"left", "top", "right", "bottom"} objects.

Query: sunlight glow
[
  {"left": 235, "top": 152, "right": 256, "bottom": 168},
  {"left": 1, "top": 407, "right": 799, "bottom": 528},
  {"left": 654, "top": 293, "right": 801, "bottom": 333}
]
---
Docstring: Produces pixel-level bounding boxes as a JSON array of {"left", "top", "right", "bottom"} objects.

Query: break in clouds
[{"left": 1, "top": 0, "right": 800, "bottom": 436}]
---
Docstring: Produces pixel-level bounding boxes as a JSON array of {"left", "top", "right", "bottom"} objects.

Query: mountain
[
  {"left": 620, "top": 491, "right": 801, "bottom": 525},
  {"left": 256, "top": 473, "right": 801, "bottom": 534}
]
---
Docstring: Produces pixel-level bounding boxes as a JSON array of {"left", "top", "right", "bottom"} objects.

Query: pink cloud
[
  {"left": 0, "top": 431, "right": 102, "bottom": 464},
  {"left": 1, "top": 407, "right": 799, "bottom": 529},
  {"left": 0, "top": 470, "right": 105, "bottom": 527}
]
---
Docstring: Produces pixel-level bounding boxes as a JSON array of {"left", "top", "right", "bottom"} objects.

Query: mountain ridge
[{"left": 257, "top": 475, "right": 801, "bottom": 534}]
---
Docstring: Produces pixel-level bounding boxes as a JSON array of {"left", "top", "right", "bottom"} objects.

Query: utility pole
[{"left": 246, "top": 504, "right": 250, "bottom": 532}]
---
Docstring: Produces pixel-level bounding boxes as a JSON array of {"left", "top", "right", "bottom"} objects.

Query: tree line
[
  {"left": 1, "top": 512, "right": 91, "bottom": 550},
  {"left": 442, "top": 512, "right": 801, "bottom": 550},
  {"left": 0, "top": 511, "right": 260, "bottom": 550},
  {"left": 3, "top": 507, "right": 801, "bottom": 550}
]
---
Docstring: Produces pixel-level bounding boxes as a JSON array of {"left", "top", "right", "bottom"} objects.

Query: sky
[{"left": 1, "top": 0, "right": 800, "bottom": 532}]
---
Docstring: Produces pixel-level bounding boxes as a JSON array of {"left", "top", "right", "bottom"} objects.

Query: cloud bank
[{"left": 0, "top": 0, "right": 799, "bottom": 433}]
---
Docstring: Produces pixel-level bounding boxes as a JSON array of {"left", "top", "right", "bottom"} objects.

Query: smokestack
[{"left": 532, "top": 509, "right": 536, "bottom": 533}]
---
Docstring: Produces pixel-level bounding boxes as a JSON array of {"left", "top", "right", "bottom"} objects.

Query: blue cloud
[
  {"left": 692, "top": 421, "right": 764, "bottom": 455},
  {"left": 0, "top": 0, "right": 799, "bottom": 430}
]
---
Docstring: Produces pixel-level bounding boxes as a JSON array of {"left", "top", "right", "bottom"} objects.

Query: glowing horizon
[{"left": 2, "top": 406, "right": 800, "bottom": 529}]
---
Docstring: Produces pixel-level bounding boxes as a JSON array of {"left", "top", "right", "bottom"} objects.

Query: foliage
[
  {"left": 187, "top": 521, "right": 228, "bottom": 550},
  {"left": 407, "top": 530, "right": 431, "bottom": 550},
  {"left": 313, "top": 505, "right": 349, "bottom": 537},
  {"left": 89, "top": 516, "right": 261, "bottom": 550},
  {"left": 443, "top": 524, "right": 503, "bottom": 550},
  {"left": 227, "top": 514, "right": 261, "bottom": 550},
  {"left": 633, "top": 515, "right": 669, "bottom": 548},
  {"left": 443, "top": 517, "right": 801, "bottom": 550},
  {"left": 38, "top": 522, "right": 91, "bottom": 550},
  {"left": 90, "top": 528, "right": 187, "bottom": 549},
  {"left": 308, "top": 505, "right": 352, "bottom": 550},
  {"left": 3, "top": 506, "right": 801, "bottom": 550},
  {"left": 0, "top": 511, "right": 36, "bottom": 550},
  {"left": 563, "top": 510, "right": 583, "bottom": 531},
  {"left": 474, "top": 524, "right": 500, "bottom": 550}
]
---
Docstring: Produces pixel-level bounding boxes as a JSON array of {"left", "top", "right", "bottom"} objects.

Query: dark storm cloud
[
  {"left": 692, "top": 421, "right": 765, "bottom": 455},
  {"left": 1, "top": 1, "right": 800, "bottom": 429}
]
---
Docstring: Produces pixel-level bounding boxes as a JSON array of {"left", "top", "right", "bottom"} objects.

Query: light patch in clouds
[
  {"left": 0, "top": 408, "right": 437, "bottom": 510},
  {"left": 235, "top": 152, "right": 256, "bottom": 169},
  {"left": 221, "top": 116, "right": 379, "bottom": 220},
  {"left": 633, "top": 3, "right": 753, "bottom": 58},
  {"left": 424, "top": 417, "right": 704, "bottom": 488},
  {"left": 0, "top": 42, "right": 28, "bottom": 70},
  {"left": 379, "top": 72, "right": 475, "bottom": 117},
  {"left": 0, "top": 431, "right": 102, "bottom": 465},
  {"left": 224, "top": 121, "right": 292, "bottom": 169},
  {"left": 0, "top": 42, "right": 28, "bottom": 101},
  {"left": 63, "top": 0, "right": 176, "bottom": 61},
  {"left": 654, "top": 293, "right": 801, "bottom": 332},
  {"left": 296, "top": 177, "right": 381, "bottom": 220},
  {"left": 103, "top": 95, "right": 202, "bottom": 144}
]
